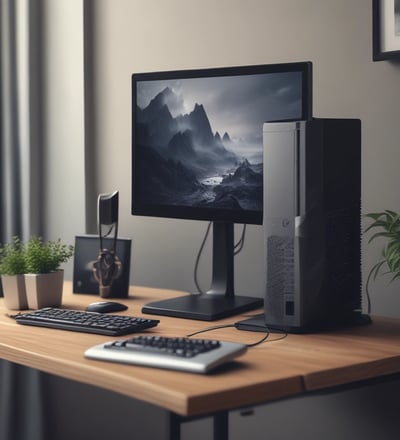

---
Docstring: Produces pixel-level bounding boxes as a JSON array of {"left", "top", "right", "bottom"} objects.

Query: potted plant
[
  {"left": 365, "top": 210, "right": 400, "bottom": 311},
  {"left": 0, "top": 237, "right": 28, "bottom": 309},
  {"left": 24, "top": 236, "right": 74, "bottom": 309}
]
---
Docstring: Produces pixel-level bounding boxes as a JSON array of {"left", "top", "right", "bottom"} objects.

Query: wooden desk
[{"left": 1, "top": 282, "right": 400, "bottom": 439}]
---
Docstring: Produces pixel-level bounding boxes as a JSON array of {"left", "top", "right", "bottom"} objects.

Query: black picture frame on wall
[{"left": 373, "top": 0, "right": 400, "bottom": 60}]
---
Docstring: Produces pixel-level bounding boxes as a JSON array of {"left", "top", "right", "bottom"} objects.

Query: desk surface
[{"left": 1, "top": 282, "right": 400, "bottom": 417}]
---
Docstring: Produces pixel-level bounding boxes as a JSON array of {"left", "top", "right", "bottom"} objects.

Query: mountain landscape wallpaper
[{"left": 134, "top": 72, "right": 303, "bottom": 213}]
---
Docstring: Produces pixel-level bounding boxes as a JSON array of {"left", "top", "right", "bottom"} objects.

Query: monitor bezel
[{"left": 131, "top": 61, "right": 313, "bottom": 225}]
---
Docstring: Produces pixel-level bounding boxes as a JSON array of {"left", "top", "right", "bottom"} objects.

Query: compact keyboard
[
  {"left": 14, "top": 307, "right": 159, "bottom": 336},
  {"left": 85, "top": 335, "right": 247, "bottom": 373}
]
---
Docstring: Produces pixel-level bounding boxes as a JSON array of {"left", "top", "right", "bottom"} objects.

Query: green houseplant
[
  {"left": 0, "top": 237, "right": 28, "bottom": 309},
  {"left": 365, "top": 210, "right": 400, "bottom": 309},
  {"left": 25, "top": 236, "right": 74, "bottom": 274},
  {"left": 23, "top": 236, "right": 74, "bottom": 309},
  {"left": 0, "top": 236, "right": 74, "bottom": 309}
]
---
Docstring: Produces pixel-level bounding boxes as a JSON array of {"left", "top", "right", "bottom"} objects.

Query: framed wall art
[
  {"left": 373, "top": 0, "right": 400, "bottom": 60},
  {"left": 73, "top": 234, "right": 131, "bottom": 297}
]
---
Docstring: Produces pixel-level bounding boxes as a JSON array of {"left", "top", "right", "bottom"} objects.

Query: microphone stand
[{"left": 92, "top": 191, "right": 122, "bottom": 298}]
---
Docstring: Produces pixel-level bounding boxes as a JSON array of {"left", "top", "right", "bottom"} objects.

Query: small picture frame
[
  {"left": 73, "top": 234, "right": 131, "bottom": 297},
  {"left": 373, "top": 0, "right": 400, "bottom": 60}
]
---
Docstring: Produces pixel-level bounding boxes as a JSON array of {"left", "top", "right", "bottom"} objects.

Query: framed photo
[
  {"left": 73, "top": 234, "right": 131, "bottom": 297},
  {"left": 373, "top": 0, "right": 400, "bottom": 60}
]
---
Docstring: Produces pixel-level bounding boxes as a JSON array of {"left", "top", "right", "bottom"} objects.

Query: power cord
[
  {"left": 193, "top": 222, "right": 247, "bottom": 294},
  {"left": 365, "top": 270, "right": 373, "bottom": 315},
  {"left": 186, "top": 323, "right": 287, "bottom": 347},
  {"left": 193, "top": 222, "right": 212, "bottom": 294},
  {"left": 234, "top": 224, "right": 247, "bottom": 255}
]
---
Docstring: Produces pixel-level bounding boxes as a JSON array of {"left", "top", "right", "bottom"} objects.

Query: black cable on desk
[{"left": 186, "top": 323, "right": 288, "bottom": 347}]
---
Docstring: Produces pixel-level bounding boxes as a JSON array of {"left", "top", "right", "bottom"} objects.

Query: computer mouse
[{"left": 86, "top": 301, "right": 128, "bottom": 313}]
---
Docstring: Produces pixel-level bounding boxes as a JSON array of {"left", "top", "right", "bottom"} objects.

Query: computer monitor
[{"left": 131, "top": 61, "right": 313, "bottom": 320}]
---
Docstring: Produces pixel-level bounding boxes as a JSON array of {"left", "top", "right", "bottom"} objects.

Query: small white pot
[
  {"left": 1, "top": 274, "right": 28, "bottom": 310},
  {"left": 25, "top": 270, "right": 64, "bottom": 309}
]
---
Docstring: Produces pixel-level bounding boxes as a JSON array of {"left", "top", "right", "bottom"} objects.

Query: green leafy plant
[
  {"left": 24, "top": 236, "right": 74, "bottom": 274},
  {"left": 365, "top": 210, "right": 400, "bottom": 290},
  {"left": 0, "top": 236, "right": 26, "bottom": 275}
]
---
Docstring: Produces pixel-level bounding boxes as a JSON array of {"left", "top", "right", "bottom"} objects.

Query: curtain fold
[
  {"left": 0, "top": 0, "right": 43, "bottom": 245},
  {"left": 0, "top": 2, "right": 46, "bottom": 439},
  {"left": 0, "top": 361, "right": 47, "bottom": 440}
]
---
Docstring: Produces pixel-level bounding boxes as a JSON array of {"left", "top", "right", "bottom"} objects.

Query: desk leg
[
  {"left": 169, "top": 413, "right": 183, "bottom": 440},
  {"left": 168, "top": 411, "right": 229, "bottom": 440},
  {"left": 213, "top": 411, "right": 228, "bottom": 440}
]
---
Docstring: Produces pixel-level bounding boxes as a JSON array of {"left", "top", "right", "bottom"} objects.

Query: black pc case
[{"left": 261, "top": 118, "right": 366, "bottom": 332}]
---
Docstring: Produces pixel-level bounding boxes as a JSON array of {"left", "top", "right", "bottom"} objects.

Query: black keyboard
[
  {"left": 85, "top": 335, "right": 247, "bottom": 373},
  {"left": 14, "top": 307, "right": 159, "bottom": 336}
]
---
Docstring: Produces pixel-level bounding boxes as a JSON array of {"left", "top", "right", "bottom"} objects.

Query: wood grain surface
[{"left": 1, "top": 281, "right": 400, "bottom": 416}]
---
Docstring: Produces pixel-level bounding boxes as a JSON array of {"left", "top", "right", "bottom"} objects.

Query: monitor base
[{"left": 142, "top": 294, "right": 263, "bottom": 321}]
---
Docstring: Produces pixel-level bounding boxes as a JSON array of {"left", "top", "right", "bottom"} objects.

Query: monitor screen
[{"left": 131, "top": 62, "right": 312, "bottom": 225}]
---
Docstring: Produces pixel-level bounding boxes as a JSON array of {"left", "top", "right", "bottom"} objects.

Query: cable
[
  {"left": 234, "top": 224, "right": 247, "bottom": 255},
  {"left": 246, "top": 331, "right": 270, "bottom": 347},
  {"left": 193, "top": 222, "right": 212, "bottom": 294},
  {"left": 365, "top": 278, "right": 372, "bottom": 315},
  {"left": 193, "top": 223, "right": 247, "bottom": 293},
  {"left": 101, "top": 224, "right": 115, "bottom": 239},
  {"left": 186, "top": 323, "right": 282, "bottom": 348},
  {"left": 263, "top": 332, "right": 288, "bottom": 343},
  {"left": 186, "top": 323, "right": 235, "bottom": 337}
]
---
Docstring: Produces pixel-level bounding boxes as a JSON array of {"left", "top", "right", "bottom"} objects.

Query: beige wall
[{"left": 42, "top": 0, "right": 86, "bottom": 278}]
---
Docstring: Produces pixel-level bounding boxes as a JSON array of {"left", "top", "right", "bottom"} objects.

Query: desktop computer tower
[{"left": 263, "top": 118, "right": 362, "bottom": 332}]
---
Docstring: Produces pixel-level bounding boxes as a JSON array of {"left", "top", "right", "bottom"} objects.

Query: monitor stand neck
[
  {"left": 141, "top": 221, "right": 263, "bottom": 321},
  {"left": 207, "top": 222, "right": 234, "bottom": 298}
]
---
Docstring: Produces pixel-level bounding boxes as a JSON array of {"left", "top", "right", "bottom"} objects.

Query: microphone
[{"left": 92, "top": 191, "right": 122, "bottom": 298}]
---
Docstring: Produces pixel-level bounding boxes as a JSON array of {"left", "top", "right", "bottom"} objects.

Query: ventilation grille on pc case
[
  {"left": 325, "top": 206, "right": 361, "bottom": 312},
  {"left": 266, "top": 236, "right": 295, "bottom": 320}
]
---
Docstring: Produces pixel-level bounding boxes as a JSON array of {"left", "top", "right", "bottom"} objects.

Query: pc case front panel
[
  {"left": 263, "top": 122, "right": 301, "bottom": 329},
  {"left": 263, "top": 118, "right": 362, "bottom": 333}
]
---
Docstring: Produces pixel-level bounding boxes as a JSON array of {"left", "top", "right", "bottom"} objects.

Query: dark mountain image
[
  {"left": 167, "top": 130, "right": 196, "bottom": 162},
  {"left": 177, "top": 103, "right": 214, "bottom": 146},
  {"left": 221, "top": 159, "right": 262, "bottom": 186},
  {"left": 134, "top": 144, "right": 204, "bottom": 206},
  {"left": 222, "top": 132, "right": 232, "bottom": 144},
  {"left": 136, "top": 89, "right": 178, "bottom": 148},
  {"left": 205, "top": 160, "right": 263, "bottom": 211},
  {"left": 134, "top": 86, "right": 262, "bottom": 212}
]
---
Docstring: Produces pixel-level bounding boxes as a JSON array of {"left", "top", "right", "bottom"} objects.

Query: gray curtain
[
  {"left": 0, "top": 361, "right": 47, "bottom": 440},
  {"left": 0, "top": 1, "right": 46, "bottom": 439},
  {"left": 0, "top": 0, "right": 43, "bottom": 246}
]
